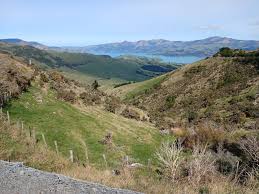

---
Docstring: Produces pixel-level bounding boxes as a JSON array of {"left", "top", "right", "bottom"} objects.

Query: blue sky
[{"left": 1, "top": 0, "right": 259, "bottom": 46}]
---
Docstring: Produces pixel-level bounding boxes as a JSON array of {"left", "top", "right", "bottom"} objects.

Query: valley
[
  {"left": 1, "top": 1, "right": 259, "bottom": 193},
  {"left": 0, "top": 42, "right": 179, "bottom": 86},
  {"left": 0, "top": 44, "right": 258, "bottom": 193}
]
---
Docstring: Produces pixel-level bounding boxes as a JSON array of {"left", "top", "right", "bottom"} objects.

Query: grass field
[
  {"left": 59, "top": 66, "right": 125, "bottom": 91},
  {"left": 4, "top": 82, "right": 169, "bottom": 168},
  {"left": 108, "top": 73, "right": 168, "bottom": 100}
]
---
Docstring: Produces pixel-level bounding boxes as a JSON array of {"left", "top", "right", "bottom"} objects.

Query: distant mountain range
[
  {"left": 1, "top": 37, "right": 259, "bottom": 57},
  {"left": 79, "top": 37, "right": 259, "bottom": 57}
]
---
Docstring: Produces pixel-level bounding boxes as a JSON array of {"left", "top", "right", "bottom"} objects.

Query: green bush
[
  {"left": 92, "top": 80, "right": 99, "bottom": 90},
  {"left": 219, "top": 47, "right": 234, "bottom": 57},
  {"left": 187, "top": 111, "right": 198, "bottom": 122},
  {"left": 165, "top": 96, "right": 176, "bottom": 108},
  {"left": 199, "top": 186, "right": 210, "bottom": 194}
]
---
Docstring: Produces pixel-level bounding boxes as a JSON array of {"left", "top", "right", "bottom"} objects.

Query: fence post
[
  {"left": 102, "top": 154, "right": 108, "bottom": 168},
  {"left": 7, "top": 111, "right": 10, "bottom": 124},
  {"left": 85, "top": 147, "right": 89, "bottom": 163},
  {"left": 148, "top": 158, "right": 152, "bottom": 173},
  {"left": 32, "top": 128, "right": 36, "bottom": 144},
  {"left": 54, "top": 141, "right": 59, "bottom": 155},
  {"left": 41, "top": 133, "right": 47, "bottom": 147},
  {"left": 0, "top": 107, "right": 2, "bottom": 119},
  {"left": 69, "top": 150, "right": 74, "bottom": 163},
  {"left": 125, "top": 155, "right": 129, "bottom": 166}
]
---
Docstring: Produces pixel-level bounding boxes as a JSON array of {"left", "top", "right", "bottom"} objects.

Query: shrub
[
  {"left": 57, "top": 90, "right": 77, "bottom": 103},
  {"left": 187, "top": 145, "right": 216, "bottom": 185},
  {"left": 92, "top": 80, "right": 99, "bottom": 90},
  {"left": 219, "top": 47, "right": 234, "bottom": 57},
  {"left": 49, "top": 71, "right": 64, "bottom": 82},
  {"left": 156, "top": 141, "right": 219, "bottom": 186},
  {"left": 40, "top": 72, "right": 49, "bottom": 82},
  {"left": 121, "top": 107, "right": 141, "bottom": 120},
  {"left": 199, "top": 186, "right": 210, "bottom": 194},
  {"left": 79, "top": 92, "right": 101, "bottom": 105},
  {"left": 215, "top": 145, "right": 240, "bottom": 176},
  {"left": 195, "top": 123, "right": 226, "bottom": 145},
  {"left": 165, "top": 96, "right": 176, "bottom": 108},
  {"left": 104, "top": 97, "right": 121, "bottom": 113},
  {"left": 187, "top": 111, "right": 198, "bottom": 122},
  {"left": 240, "top": 137, "right": 259, "bottom": 171},
  {"left": 155, "top": 140, "right": 184, "bottom": 182}
]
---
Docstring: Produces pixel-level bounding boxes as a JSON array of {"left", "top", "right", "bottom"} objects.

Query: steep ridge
[{"left": 118, "top": 49, "right": 259, "bottom": 132}]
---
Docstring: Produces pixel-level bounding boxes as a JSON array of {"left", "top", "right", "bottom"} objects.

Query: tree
[
  {"left": 219, "top": 47, "right": 233, "bottom": 57},
  {"left": 92, "top": 80, "right": 99, "bottom": 90}
]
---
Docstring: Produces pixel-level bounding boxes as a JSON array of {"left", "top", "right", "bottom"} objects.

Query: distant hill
[
  {"left": 76, "top": 36, "right": 259, "bottom": 57},
  {"left": 0, "top": 38, "right": 49, "bottom": 50},
  {"left": 0, "top": 42, "right": 178, "bottom": 82}
]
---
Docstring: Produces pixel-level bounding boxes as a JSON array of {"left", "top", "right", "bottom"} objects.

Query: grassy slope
[
  {"left": 107, "top": 73, "right": 168, "bottom": 100},
  {"left": 51, "top": 51, "right": 147, "bottom": 81},
  {"left": 59, "top": 66, "right": 125, "bottom": 91},
  {"left": 4, "top": 82, "right": 168, "bottom": 168},
  {"left": 0, "top": 118, "right": 70, "bottom": 172}
]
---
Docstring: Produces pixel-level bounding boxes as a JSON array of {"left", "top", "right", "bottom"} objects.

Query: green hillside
[
  {"left": 108, "top": 73, "right": 168, "bottom": 100},
  {"left": 117, "top": 49, "right": 259, "bottom": 131},
  {"left": 4, "top": 82, "right": 166, "bottom": 167}
]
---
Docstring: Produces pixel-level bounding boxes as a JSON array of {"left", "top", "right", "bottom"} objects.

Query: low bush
[
  {"left": 121, "top": 107, "right": 141, "bottom": 120},
  {"left": 165, "top": 95, "right": 176, "bottom": 108},
  {"left": 104, "top": 96, "right": 121, "bottom": 113},
  {"left": 57, "top": 90, "right": 77, "bottom": 103},
  {"left": 155, "top": 140, "right": 184, "bottom": 182}
]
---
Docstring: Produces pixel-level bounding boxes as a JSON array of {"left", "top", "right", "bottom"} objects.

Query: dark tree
[
  {"left": 92, "top": 80, "right": 99, "bottom": 90},
  {"left": 219, "top": 47, "right": 233, "bottom": 57}
]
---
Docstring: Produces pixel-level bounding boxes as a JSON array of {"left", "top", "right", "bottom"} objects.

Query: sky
[{"left": 1, "top": 0, "right": 259, "bottom": 46}]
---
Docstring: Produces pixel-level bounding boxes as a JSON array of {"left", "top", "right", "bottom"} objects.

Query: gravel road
[{"left": 0, "top": 160, "right": 143, "bottom": 194}]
